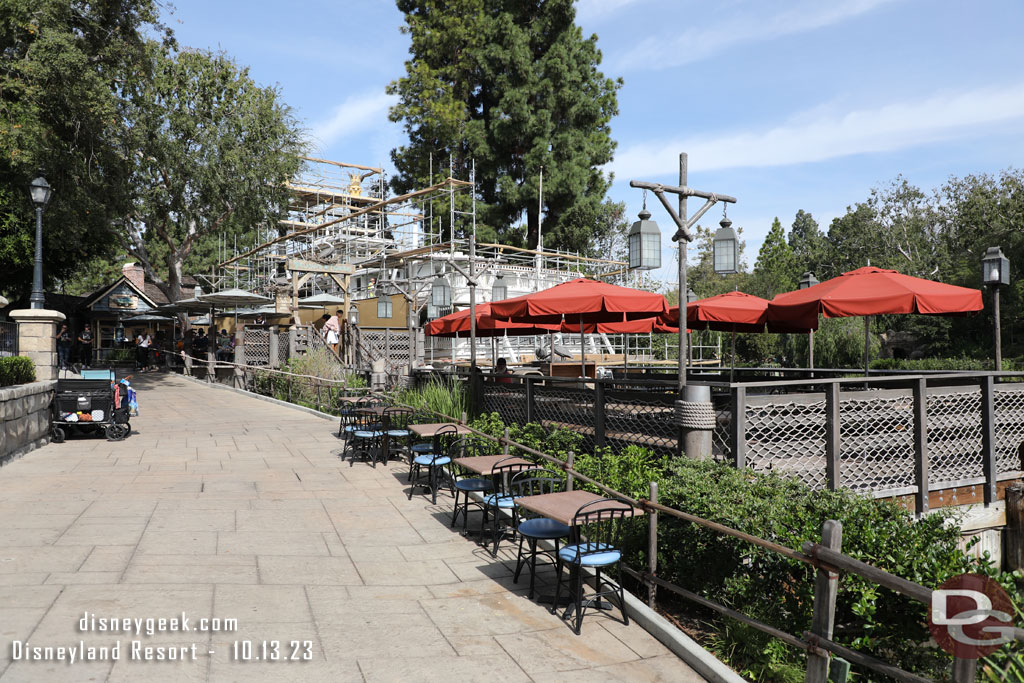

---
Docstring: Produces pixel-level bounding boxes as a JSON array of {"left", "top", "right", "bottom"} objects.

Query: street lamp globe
[
  {"left": 347, "top": 304, "right": 360, "bottom": 326},
  {"left": 982, "top": 246, "right": 1010, "bottom": 286},
  {"left": 713, "top": 215, "right": 738, "bottom": 274},
  {"left": 627, "top": 209, "right": 662, "bottom": 270},
  {"left": 490, "top": 274, "right": 507, "bottom": 302},
  {"left": 799, "top": 272, "right": 819, "bottom": 290},
  {"left": 431, "top": 277, "right": 451, "bottom": 308},
  {"left": 29, "top": 172, "right": 53, "bottom": 208}
]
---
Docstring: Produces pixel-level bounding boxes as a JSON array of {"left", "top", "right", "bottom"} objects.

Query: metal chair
[
  {"left": 511, "top": 469, "right": 570, "bottom": 599},
  {"left": 406, "top": 410, "right": 437, "bottom": 480},
  {"left": 552, "top": 498, "right": 633, "bottom": 635},
  {"left": 382, "top": 407, "right": 415, "bottom": 464},
  {"left": 346, "top": 398, "right": 385, "bottom": 467},
  {"left": 448, "top": 439, "right": 494, "bottom": 530},
  {"left": 480, "top": 456, "right": 534, "bottom": 556},
  {"left": 408, "top": 424, "right": 458, "bottom": 504}
]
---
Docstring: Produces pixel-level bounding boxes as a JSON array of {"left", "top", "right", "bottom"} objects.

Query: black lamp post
[
  {"left": 798, "top": 271, "right": 819, "bottom": 369},
  {"left": 28, "top": 171, "right": 53, "bottom": 309},
  {"left": 981, "top": 246, "right": 1010, "bottom": 371}
]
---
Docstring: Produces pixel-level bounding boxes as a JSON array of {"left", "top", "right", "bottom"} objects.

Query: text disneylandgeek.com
[{"left": 8, "top": 612, "right": 314, "bottom": 664}]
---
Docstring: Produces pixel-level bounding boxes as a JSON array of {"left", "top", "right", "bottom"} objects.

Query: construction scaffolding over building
[{"left": 209, "top": 155, "right": 677, "bottom": 371}]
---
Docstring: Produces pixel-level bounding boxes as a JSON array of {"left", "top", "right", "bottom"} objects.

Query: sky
[{"left": 160, "top": 0, "right": 1024, "bottom": 284}]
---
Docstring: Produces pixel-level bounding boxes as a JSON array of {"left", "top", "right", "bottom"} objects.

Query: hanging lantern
[
  {"left": 798, "top": 272, "right": 819, "bottom": 290},
  {"left": 491, "top": 274, "right": 508, "bottom": 302},
  {"left": 713, "top": 214, "right": 738, "bottom": 274},
  {"left": 628, "top": 209, "right": 662, "bottom": 270},
  {"left": 431, "top": 277, "right": 451, "bottom": 307}
]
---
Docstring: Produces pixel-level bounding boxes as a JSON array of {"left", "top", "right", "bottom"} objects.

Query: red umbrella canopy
[
  {"left": 561, "top": 316, "right": 680, "bottom": 334},
  {"left": 666, "top": 291, "right": 810, "bottom": 333},
  {"left": 424, "top": 303, "right": 559, "bottom": 338},
  {"left": 766, "top": 266, "right": 984, "bottom": 331},
  {"left": 489, "top": 278, "right": 669, "bottom": 324}
]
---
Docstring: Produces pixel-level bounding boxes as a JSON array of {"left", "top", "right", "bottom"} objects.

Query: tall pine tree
[{"left": 387, "top": 0, "right": 621, "bottom": 254}]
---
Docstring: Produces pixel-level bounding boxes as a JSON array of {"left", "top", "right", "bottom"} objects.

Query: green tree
[
  {"left": 751, "top": 217, "right": 797, "bottom": 299},
  {"left": 117, "top": 44, "right": 304, "bottom": 303},
  {"left": 788, "top": 210, "right": 828, "bottom": 279},
  {"left": 387, "top": 0, "right": 621, "bottom": 254},
  {"left": 0, "top": 0, "right": 170, "bottom": 301}
]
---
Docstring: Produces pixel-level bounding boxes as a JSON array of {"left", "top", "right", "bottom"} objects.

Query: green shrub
[
  {"left": 571, "top": 447, "right": 999, "bottom": 681},
  {"left": 0, "top": 356, "right": 35, "bottom": 386},
  {"left": 468, "top": 413, "right": 584, "bottom": 461}
]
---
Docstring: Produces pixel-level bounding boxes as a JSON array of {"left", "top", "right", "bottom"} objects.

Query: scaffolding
[{"left": 209, "top": 155, "right": 656, "bottom": 368}]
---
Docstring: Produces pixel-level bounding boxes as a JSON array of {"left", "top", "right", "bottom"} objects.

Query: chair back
[
  {"left": 491, "top": 456, "right": 534, "bottom": 494},
  {"left": 382, "top": 406, "right": 413, "bottom": 431},
  {"left": 570, "top": 498, "right": 634, "bottom": 560},
  {"left": 510, "top": 468, "right": 563, "bottom": 498},
  {"left": 430, "top": 424, "right": 460, "bottom": 462}
]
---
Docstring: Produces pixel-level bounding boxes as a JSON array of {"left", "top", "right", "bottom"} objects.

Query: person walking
[
  {"left": 55, "top": 323, "right": 72, "bottom": 371},
  {"left": 76, "top": 323, "right": 93, "bottom": 369}
]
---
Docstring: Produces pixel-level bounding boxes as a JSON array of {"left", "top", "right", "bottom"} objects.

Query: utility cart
[{"left": 51, "top": 370, "right": 132, "bottom": 442}]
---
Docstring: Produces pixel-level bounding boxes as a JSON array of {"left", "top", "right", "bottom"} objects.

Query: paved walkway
[{"left": 0, "top": 373, "right": 704, "bottom": 682}]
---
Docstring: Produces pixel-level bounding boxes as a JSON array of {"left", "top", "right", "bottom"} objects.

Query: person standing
[
  {"left": 322, "top": 310, "right": 341, "bottom": 355},
  {"left": 55, "top": 323, "right": 72, "bottom": 371},
  {"left": 135, "top": 330, "right": 152, "bottom": 371},
  {"left": 76, "top": 324, "right": 93, "bottom": 368}
]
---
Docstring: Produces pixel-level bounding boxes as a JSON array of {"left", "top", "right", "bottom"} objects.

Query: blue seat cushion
[
  {"left": 353, "top": 430, "right": 382, "bottom": 439},
  {"left": 455, "top": 478, "right": 493, "bottom": 492},
  {"left": 483, "top": 493, "right": 516, "bottom": 509},
  {"left": 386, "top": 429, "right": 411, "bottom": 438},
  {"left": 558, "top": 543, "right": 621, "bottom": 567},
  {"left": 413, "top": 454, "right": 450, "bottom": 466},
  {"left": 518, "top": 518, "right": 571, "bottom": 540},
  {"left": 411, "top": 443, "right": 433, "bottom": 453}
]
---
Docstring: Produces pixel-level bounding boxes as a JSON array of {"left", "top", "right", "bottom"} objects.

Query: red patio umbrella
[
  {"left": 665, "top": 291, "right": 812, "bottom": 379},
  {"left": 490, "top": 278, "right": 670, "bottom": 376},
  {"left": 766, "top": 266, "right": 983, "bottom": 374},
  {"left": 424, "top": 303, "right": 558, "bottom": 338}
]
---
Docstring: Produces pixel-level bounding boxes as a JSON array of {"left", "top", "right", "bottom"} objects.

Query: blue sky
[{"left": 162, "top": 0, "right": 1024, "bottom": 283}]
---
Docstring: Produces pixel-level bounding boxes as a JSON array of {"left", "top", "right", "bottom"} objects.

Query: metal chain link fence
[
  {"left": 243, "top": 328, "right": 270, "bottom": 366},
  {"left": 745, "top": 398, "right": 828, "bottom": 489},
  {"left": 840, "top": 393, "right": 914, "bottom": 492},
  {"left": 995, "top": 385, "right": 1024, "bottom": 473},
  {"left": 927, "top": 388, "right": 983, "bottom": 485}
]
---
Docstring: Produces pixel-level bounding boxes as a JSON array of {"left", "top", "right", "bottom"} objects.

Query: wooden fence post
[
  {"left": 503, "top": 428, "right": 510, "bottom": 456},
  {"left": 594, "top": 379, "right": 606, "bottom": 449},
  {"left": 565, "top": 451, "right": 574, "bottom": 492},
  {"left": 648, "top": 481, "right": 658, "bottom": 608},
  {"left": 806, "top": 519, "right": 842, "bottom": 683},
  {"left": 952, "top": 657, "right": 977, "bottom": 683},
  {"left": 825, "top": 383, "right": 841, "bottom": 491},
  {"left": 913, "top": 378, "right": 929, "bottom": 516},
  {"left": 525, "top": 376, "right": 535, "bottom": 424},
  {"left": 980, "top": 375, "right": 997, "bottom": 506},
  {"left": 730, "top": 386, "right": 746, "bottom": 469},
  {"left": 1007, "top": 483, "right": 1024, "bottom": 571}
]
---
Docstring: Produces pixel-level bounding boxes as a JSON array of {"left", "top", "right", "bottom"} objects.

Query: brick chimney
[{"left": 122, "top": 262, "right": 145, "bottom": 292}]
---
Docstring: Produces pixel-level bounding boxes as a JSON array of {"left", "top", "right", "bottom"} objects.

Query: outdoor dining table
[
  {"left": 513, "top": 489, "right": 643, "bottom": 606},
  {"left": 354, "top": 406, "right": 388, "bottom": 416},
  {"left": 408, "top": 423, "right": 474, "bottom": 438}
]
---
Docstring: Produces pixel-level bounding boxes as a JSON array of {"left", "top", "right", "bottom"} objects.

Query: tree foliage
[
  {"left": 118, "top": 44, "right": 304, "bottom": 303},
  {"left": 0, "top": 0, "right": 169, "bottom": 301},
  {"left": 387, "top": 0, "right": 621, "bottom": 255}
]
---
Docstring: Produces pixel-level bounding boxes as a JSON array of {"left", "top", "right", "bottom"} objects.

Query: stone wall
[{"left": 0, "top": 380, "right": 55, "bottom": 465}]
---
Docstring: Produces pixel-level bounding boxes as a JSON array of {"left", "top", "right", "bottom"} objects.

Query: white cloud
[
  {"left": 308, "top": 91, "right": 396, "bottom": 149},
  {"left": 611, "top": 82, "right": 1024, "bottom": 178},
  {"left": 614, "top": 0, "right": 897, "bottom": 71}
]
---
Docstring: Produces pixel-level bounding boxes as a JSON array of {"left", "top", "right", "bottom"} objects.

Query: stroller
[{"left": 51, "top": 370, "right": 133, "bottom": 442}]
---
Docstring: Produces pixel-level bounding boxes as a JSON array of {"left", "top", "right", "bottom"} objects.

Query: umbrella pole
[
  {"left": 579, "top": 314, "right": 586, "bottom": 379},
  {"left": 863, "top": 315, "right": 871, "bottom": 378},
  {"left": 623, "top": 334, "right": 628, "bottom": 373},
  {"left": 730, "top": 324, "right": 736, "bottom": 384}
]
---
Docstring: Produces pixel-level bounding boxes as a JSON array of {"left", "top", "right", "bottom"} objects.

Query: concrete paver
[{"left": 0, "top": 373, "right": 705, "bottom": 682}]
